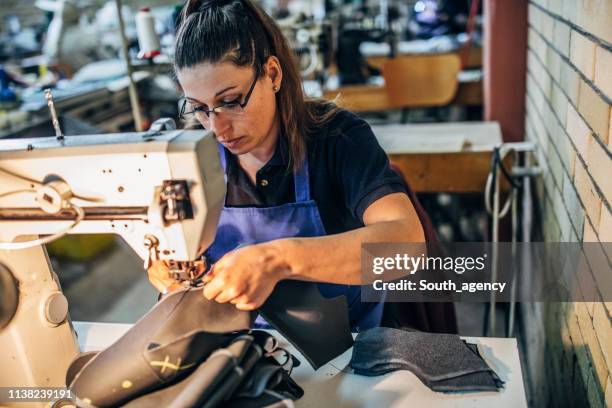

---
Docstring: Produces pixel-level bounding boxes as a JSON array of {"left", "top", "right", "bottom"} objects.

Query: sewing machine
[{"left": 0, "top": 127, "right": 225, "bottom": 399}]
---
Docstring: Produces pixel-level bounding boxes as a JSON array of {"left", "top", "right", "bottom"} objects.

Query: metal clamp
[
  {"left": 159, "top": 180, "right": 193, "bottom": 224},
  {"left": 167, "top": 260, "right": 206, "bottom": 288},
  {"left": 143, "top": 118, "right": 177, "bottom": 139}
]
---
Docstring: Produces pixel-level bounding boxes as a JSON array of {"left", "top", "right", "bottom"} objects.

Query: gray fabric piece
[
  {"left": 349, "top": 327, "right": 504, "bottom": 393},
  {"left": 426, "top": 370, "right": 501, "bottom": 392}
]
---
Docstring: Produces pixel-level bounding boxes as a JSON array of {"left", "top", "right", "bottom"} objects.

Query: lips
[{"left": 219, "top": 136, "right": 246, "bottom": 149}]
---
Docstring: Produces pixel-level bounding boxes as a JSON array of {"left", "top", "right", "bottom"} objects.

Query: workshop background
[{"left": 0, "top": 1, "right": 611, "bottom": 407}]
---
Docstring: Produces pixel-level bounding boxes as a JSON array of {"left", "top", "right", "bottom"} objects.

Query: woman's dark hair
[{"left": 175, "top": 0, "right": 339, "bottom": 169}]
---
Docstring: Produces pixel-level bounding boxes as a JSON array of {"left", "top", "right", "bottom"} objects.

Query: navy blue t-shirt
[{"left": 223, "top": 109, "right": 407, "bottom": 235}]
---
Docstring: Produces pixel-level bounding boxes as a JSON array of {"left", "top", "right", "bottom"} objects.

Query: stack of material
[
  {"left": 67, "top": 289, "right": 302, "bottom": 407},
  {"left": 350, "top": 327, "right": 504, "bottom": 393},
  {"left": 122, "top": 331, "right": 302, "bottom": 408}
]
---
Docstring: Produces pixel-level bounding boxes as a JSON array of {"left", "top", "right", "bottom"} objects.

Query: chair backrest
[
  {"left": 323, "top": 85, "right": 391, "bottom": 112},
  {"left": 381, "top": 54, "right": 461, "bottom": 109}
]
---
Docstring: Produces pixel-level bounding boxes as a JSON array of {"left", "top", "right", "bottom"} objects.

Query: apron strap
[
  {"left": 294, "top": 156, "right": 311, "bottom": 202},
  {"left": 218, "top": 143, "right": 311, "bottom": 202},
  {"left": 217, "top": 142, "right": 227, "bottom": 171},
  {"left": 217, "top": 142, "right": 228, "bottom": 183}
]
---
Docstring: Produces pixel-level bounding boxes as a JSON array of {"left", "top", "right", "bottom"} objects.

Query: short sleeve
[{"left": 330, "top": 113, "right": 407, "bottom": 222}]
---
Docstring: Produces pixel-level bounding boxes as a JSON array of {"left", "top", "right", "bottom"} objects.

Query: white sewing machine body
[{"left": 0, "top": 129, "right": 225, "bottom": 403}]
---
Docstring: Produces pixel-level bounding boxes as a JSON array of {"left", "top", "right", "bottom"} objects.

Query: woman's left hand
[{"left": 202, "top": 243, "right": 289, "bottom": 310}]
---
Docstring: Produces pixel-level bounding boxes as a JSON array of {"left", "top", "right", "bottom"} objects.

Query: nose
[{"left": 206, "top": 113, "right": 232, "bottom": 137}]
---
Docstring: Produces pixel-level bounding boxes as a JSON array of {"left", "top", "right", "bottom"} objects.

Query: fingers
[
  {"left": 229, "top": 287, "right": 268, "bottom": 310},
  {"left": 202, "top": 246, "right": 276, "bottom": 311},
  {"left": 232, "top": 292, "right": 259, "bottom": 310},
  {"left": 203, "top": 276, "right": 245, "bottom": 303},
  {"left": 201, "top": 263, "right": 216, "bottom": 284},
  {"left": 202, "top": 276, "right": 224, "bottom": 301},
  {"left": 202, "top": 256, "right": 232, "bottom": 300},
  {"left": 202, "top": 282, "right": 264, "bottom": 310},
  {"left": 214, "top": 286, "right": 242, "bottom": 303},
  {"left": 235, "top": 302, "right": 258, "bottom": 311},
  {"left": 202, "top": 264, "right": 249, "bottom": 305}
]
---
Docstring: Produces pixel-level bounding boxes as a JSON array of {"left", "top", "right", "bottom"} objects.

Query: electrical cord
[
  {"left": 0, "top": 200, "right": 85, "bottom": 251},
  {"left": 483, "top": 146, "right": 520, "bottom": 337},
  {"left": 0, "top": 189, "right": 36, "bottom": 200},
  {"left": 0, "top": 165, "right": 105, "bottom": 250},
  {"left": 0, "top": 167, "right": 43, "bottom": 187},
  {"left": 484, "top": 147, "right": 520, "bottom": 218},
  {"left": 0, "top": 166, "right": 102, "bottom": 203}
]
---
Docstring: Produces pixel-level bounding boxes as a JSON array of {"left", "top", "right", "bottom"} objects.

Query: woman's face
[{"left": 176, "top": 59, "right": 281, "bottom": 156}]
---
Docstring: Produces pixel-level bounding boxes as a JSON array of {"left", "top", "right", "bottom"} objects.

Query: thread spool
[{"left": 135, "top": 7, "right": 160, "bottom": 59}]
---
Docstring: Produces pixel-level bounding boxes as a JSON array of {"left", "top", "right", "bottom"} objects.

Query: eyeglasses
[{"left": 179, "top": 71, "right": 259, "bottom": 124}]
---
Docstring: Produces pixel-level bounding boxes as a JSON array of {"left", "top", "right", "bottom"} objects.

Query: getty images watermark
[
  {"left": 370, "top": 252, "right": 508, "bottom": 294},
  {"left": 360, "top": 242, "right": 612, "bottom": 303}
]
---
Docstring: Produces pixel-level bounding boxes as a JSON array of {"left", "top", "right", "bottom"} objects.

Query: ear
[{"left": 264, "top": 56, "right": 283, "bottom": 90}]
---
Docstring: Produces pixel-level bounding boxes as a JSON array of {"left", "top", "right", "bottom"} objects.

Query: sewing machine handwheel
[{"left": 0, "top": 263, "right": 18, "bottom": 331}]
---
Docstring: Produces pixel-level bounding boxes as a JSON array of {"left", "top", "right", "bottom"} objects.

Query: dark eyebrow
[
  {"left": 185, "top": 85, "right": 238, "bottom": 104},
  {"left": 215, "top": 85, "right": 238, "bottom": 97}
]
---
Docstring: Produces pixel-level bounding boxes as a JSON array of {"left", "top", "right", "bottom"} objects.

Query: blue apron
[{"left": 206, "top": 143, "right": 383, "bottom": 331}]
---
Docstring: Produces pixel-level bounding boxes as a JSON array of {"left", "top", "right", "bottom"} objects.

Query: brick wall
[{"left": 522, "top": 0, "right": 611, "bottom": 407}]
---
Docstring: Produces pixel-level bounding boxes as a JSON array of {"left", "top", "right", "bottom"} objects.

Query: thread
[{"left": 135, "top": 7, "right": 160, "bottom": 59}]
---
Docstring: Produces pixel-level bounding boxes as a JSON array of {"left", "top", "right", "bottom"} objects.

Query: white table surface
[
  {"left": 73, "top": 321, "right": 527, "bottom": 408},
  {"left": 371, "top": 121, "right": 503, "bottom": 154}
]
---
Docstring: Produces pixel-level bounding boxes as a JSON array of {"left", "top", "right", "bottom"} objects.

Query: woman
[{"left": 149, "top": 0, "right": 425, "bottom": 331}]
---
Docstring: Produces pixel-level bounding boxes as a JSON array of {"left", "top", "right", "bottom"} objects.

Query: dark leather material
[
  {"left": 260, "top": 280, "right": 354, "bottom": 369},
  {"left": 123, "top": 335, "right": 255, "bottom": 408},
  {"left": 120, "top": 331, "right": 302, "bottom": 408},
  {"left": 65, "top": 351, "right": 98, "bottom": 387},
  {"left": 68, "top": 280, "right": 353, "bottom": 406},
  {"left": 225, "top": 358, "right": 304, "bottom": 408},
  {"left": 69, "top": 289, "right": 252, "bottom": 407}
]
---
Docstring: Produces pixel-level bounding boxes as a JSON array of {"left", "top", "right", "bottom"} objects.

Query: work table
[
  {"left": 73, "top": 321, "right": 527, "bottom": 408},
  {"left": 372, "top": 121, "right": 504, "bottom": 193}
]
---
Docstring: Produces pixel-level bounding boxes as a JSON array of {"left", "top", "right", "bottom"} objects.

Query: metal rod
[
  {"left": 488, "top": 164, "right": 500, "bottom": 336},
  {"left": 115, "top": 0, "right": 144, "bottom": 132},
  {"left": 0, "top": 207, "right": 148, "bottom": 221},
  {"left": 44, "top": 89, "right": 64, "bottom": 139},
  {"left": 508, "top": 175, "right": 518, "bottom": 337}
]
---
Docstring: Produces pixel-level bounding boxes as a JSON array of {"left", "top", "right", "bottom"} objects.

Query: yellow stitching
[{"left": 150, "top": 355, "right": 196, "bottom": 373}]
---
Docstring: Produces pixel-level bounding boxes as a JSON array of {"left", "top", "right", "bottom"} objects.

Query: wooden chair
[
  {"left": 322, "top": 84, "right": 390, "bottom": 113},
  {"left": 366, "top": 47, "right": 482, "bottom": 71},
  {"left": 323, "top": 54, "right": 462, "bottom": 116},
  {"left": 381, "top": 54, "right": 461, "bottom": 122}
]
